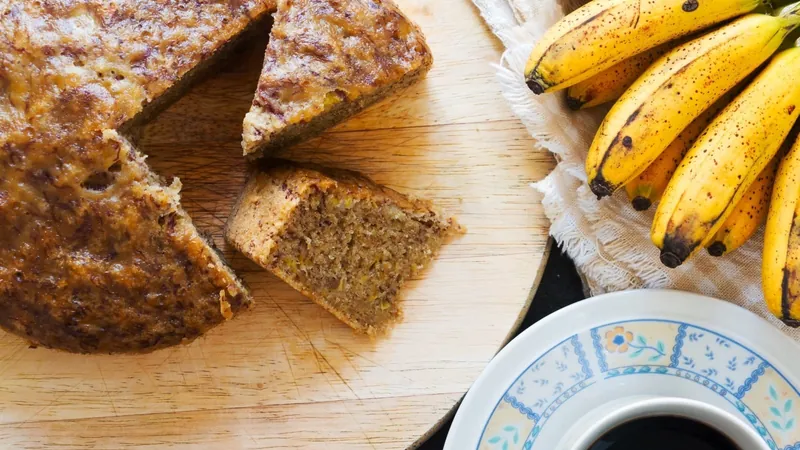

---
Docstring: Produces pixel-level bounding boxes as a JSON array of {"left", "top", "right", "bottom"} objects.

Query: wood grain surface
[{"left": 0, "top": 0, "right": 554, "bottom": 448}]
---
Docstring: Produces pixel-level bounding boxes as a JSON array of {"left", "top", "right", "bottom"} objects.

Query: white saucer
[{"left": 444, "top": 290, "right": 800, "bottom": 450}]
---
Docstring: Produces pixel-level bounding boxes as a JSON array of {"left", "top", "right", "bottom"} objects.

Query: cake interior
[{"left": 269, "top": 183, "right": 453, "bottom": 334}]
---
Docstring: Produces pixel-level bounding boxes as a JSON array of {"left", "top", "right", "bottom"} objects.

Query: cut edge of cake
[
  {"left": 241, "top": 61, "right": 432, "bottom": 158},
  {"left": 121, "top": 10, "right": 274, "bottom": 135},
  {"left": 225, "top": 160, "right": 462, "bottom": 335}
]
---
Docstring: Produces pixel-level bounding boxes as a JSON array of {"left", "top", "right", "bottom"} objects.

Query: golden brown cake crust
[
  {"left": 0, "top": 1, "right": 273, "bottom": 353},
  {"left": 241, "top": 0, "right": 432, "bottom": 156}
]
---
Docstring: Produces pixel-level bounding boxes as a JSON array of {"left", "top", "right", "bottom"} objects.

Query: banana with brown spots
[
  {"left": 624, "top": 80, "right": 748, "bottom": 211},
  {"left": 652, "top": 46, "right": 800, "bottom": 268},
  {"left": 586, "top": 7, "right": 800, "bottom": 199},
  {"left": 763, "top": 130, "right": 800, "bottom": 326},
  {"left": 566, "top": 42, "right": 674, "bottom": 110},
  {"left": 706, "top": 155, "right": 779, "bottom": 257},
  {"left": 524, "top": 0, "right": 763, "bottom": 95}
]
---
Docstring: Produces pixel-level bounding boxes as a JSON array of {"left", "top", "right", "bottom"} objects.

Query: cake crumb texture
[{"left": 226, "top": 161, "right": 461, "bottom": 334}]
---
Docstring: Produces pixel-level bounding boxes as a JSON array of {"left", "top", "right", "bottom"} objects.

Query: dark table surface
[{"left": 418, "top": 244, "right": 586, "bottom": 449}]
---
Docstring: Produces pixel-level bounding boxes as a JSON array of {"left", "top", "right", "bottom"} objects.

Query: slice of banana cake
[
  {"left": 241, "top": 0, "right": 433, "bottom": 158},
  {"left": 225, "top": 161, "right": 461, "bottom": 334}
]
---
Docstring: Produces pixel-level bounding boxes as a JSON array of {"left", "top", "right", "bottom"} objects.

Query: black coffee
[{"left": 588, "top": 416, "right": 741, "bottom": 450}]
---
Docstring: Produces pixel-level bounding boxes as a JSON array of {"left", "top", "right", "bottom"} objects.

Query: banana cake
[
  {"left": 241, "top": 0, "right": 433, "bottom": 158},
  {"left": 225, "top": 161, "right": 461, "bottom": 335},
  {"left": 0, "top": 0, "right": 276, "bottom": 353},
  {"left": 1, "top": 0, "right": 432, "bottom": 353}
]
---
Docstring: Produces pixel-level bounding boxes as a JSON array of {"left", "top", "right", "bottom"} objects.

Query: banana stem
[{"left": 778, "top": 0, "right": 800, "bottom": 23}]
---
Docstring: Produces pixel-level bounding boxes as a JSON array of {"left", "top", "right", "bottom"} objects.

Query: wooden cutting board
[{"left": 0, "top": 1, "right": 553, "bottom": 448}]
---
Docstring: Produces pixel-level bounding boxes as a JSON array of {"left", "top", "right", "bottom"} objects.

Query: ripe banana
[
  {"left": 764, "top": 131, "right": 800, "bottom": 326},
  {"left": 652, "top": 47, "right": 800, "bottom": 268},
  {"left": 524, "top": 0, "right": 763, "bottom": 94},
  {"left": 586, "top": 9, "right": 800, "bottom": 199},
  {"left": 567, "top": 43, "right": 673, "bottom": 110},
  {"left": 624, "top": 88, "right": 736, "bottom": 211},
  {"left": 707, "top": 156, "right": 779, "bottom": 256}
]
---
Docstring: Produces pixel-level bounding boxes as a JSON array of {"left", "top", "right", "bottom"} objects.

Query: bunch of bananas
[{"left": 525, "top": 0, "right": 800, "bottom": 324}]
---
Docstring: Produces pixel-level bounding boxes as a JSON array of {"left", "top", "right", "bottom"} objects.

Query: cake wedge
[
  {"left": 241, "top": 0, "right": 433, "bottom": 158},
  {"left": 225, "top": 161, "right": 461, "bottom": 334}
]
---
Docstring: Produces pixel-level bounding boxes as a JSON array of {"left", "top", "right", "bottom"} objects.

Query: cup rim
[{"left": 566, "top": 396, "right": 767, "bottom": 450}]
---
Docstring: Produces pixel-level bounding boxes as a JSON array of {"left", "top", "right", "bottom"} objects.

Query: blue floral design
[
  {"left": 488, "top": 425, "right": 520, "bottom": 450},
  {"left": 629, "top": 336, "right": 666, "bottom": 362},
  {"left": 768, "top": 386, "right": 795, "bottom": 432},
  {"left": 603, "top": 326, "right": 665, "bottom": 361},
  {"left": 478, "top": 319, "right": 800, "bottom": 450}
]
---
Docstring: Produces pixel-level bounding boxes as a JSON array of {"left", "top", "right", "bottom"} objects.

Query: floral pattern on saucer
[
  {"left": 593, "top": 321, "right": 675, "bottom": 369},
  {"left": 477, "top": 320, "right": 800, "bottom": 450}
]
